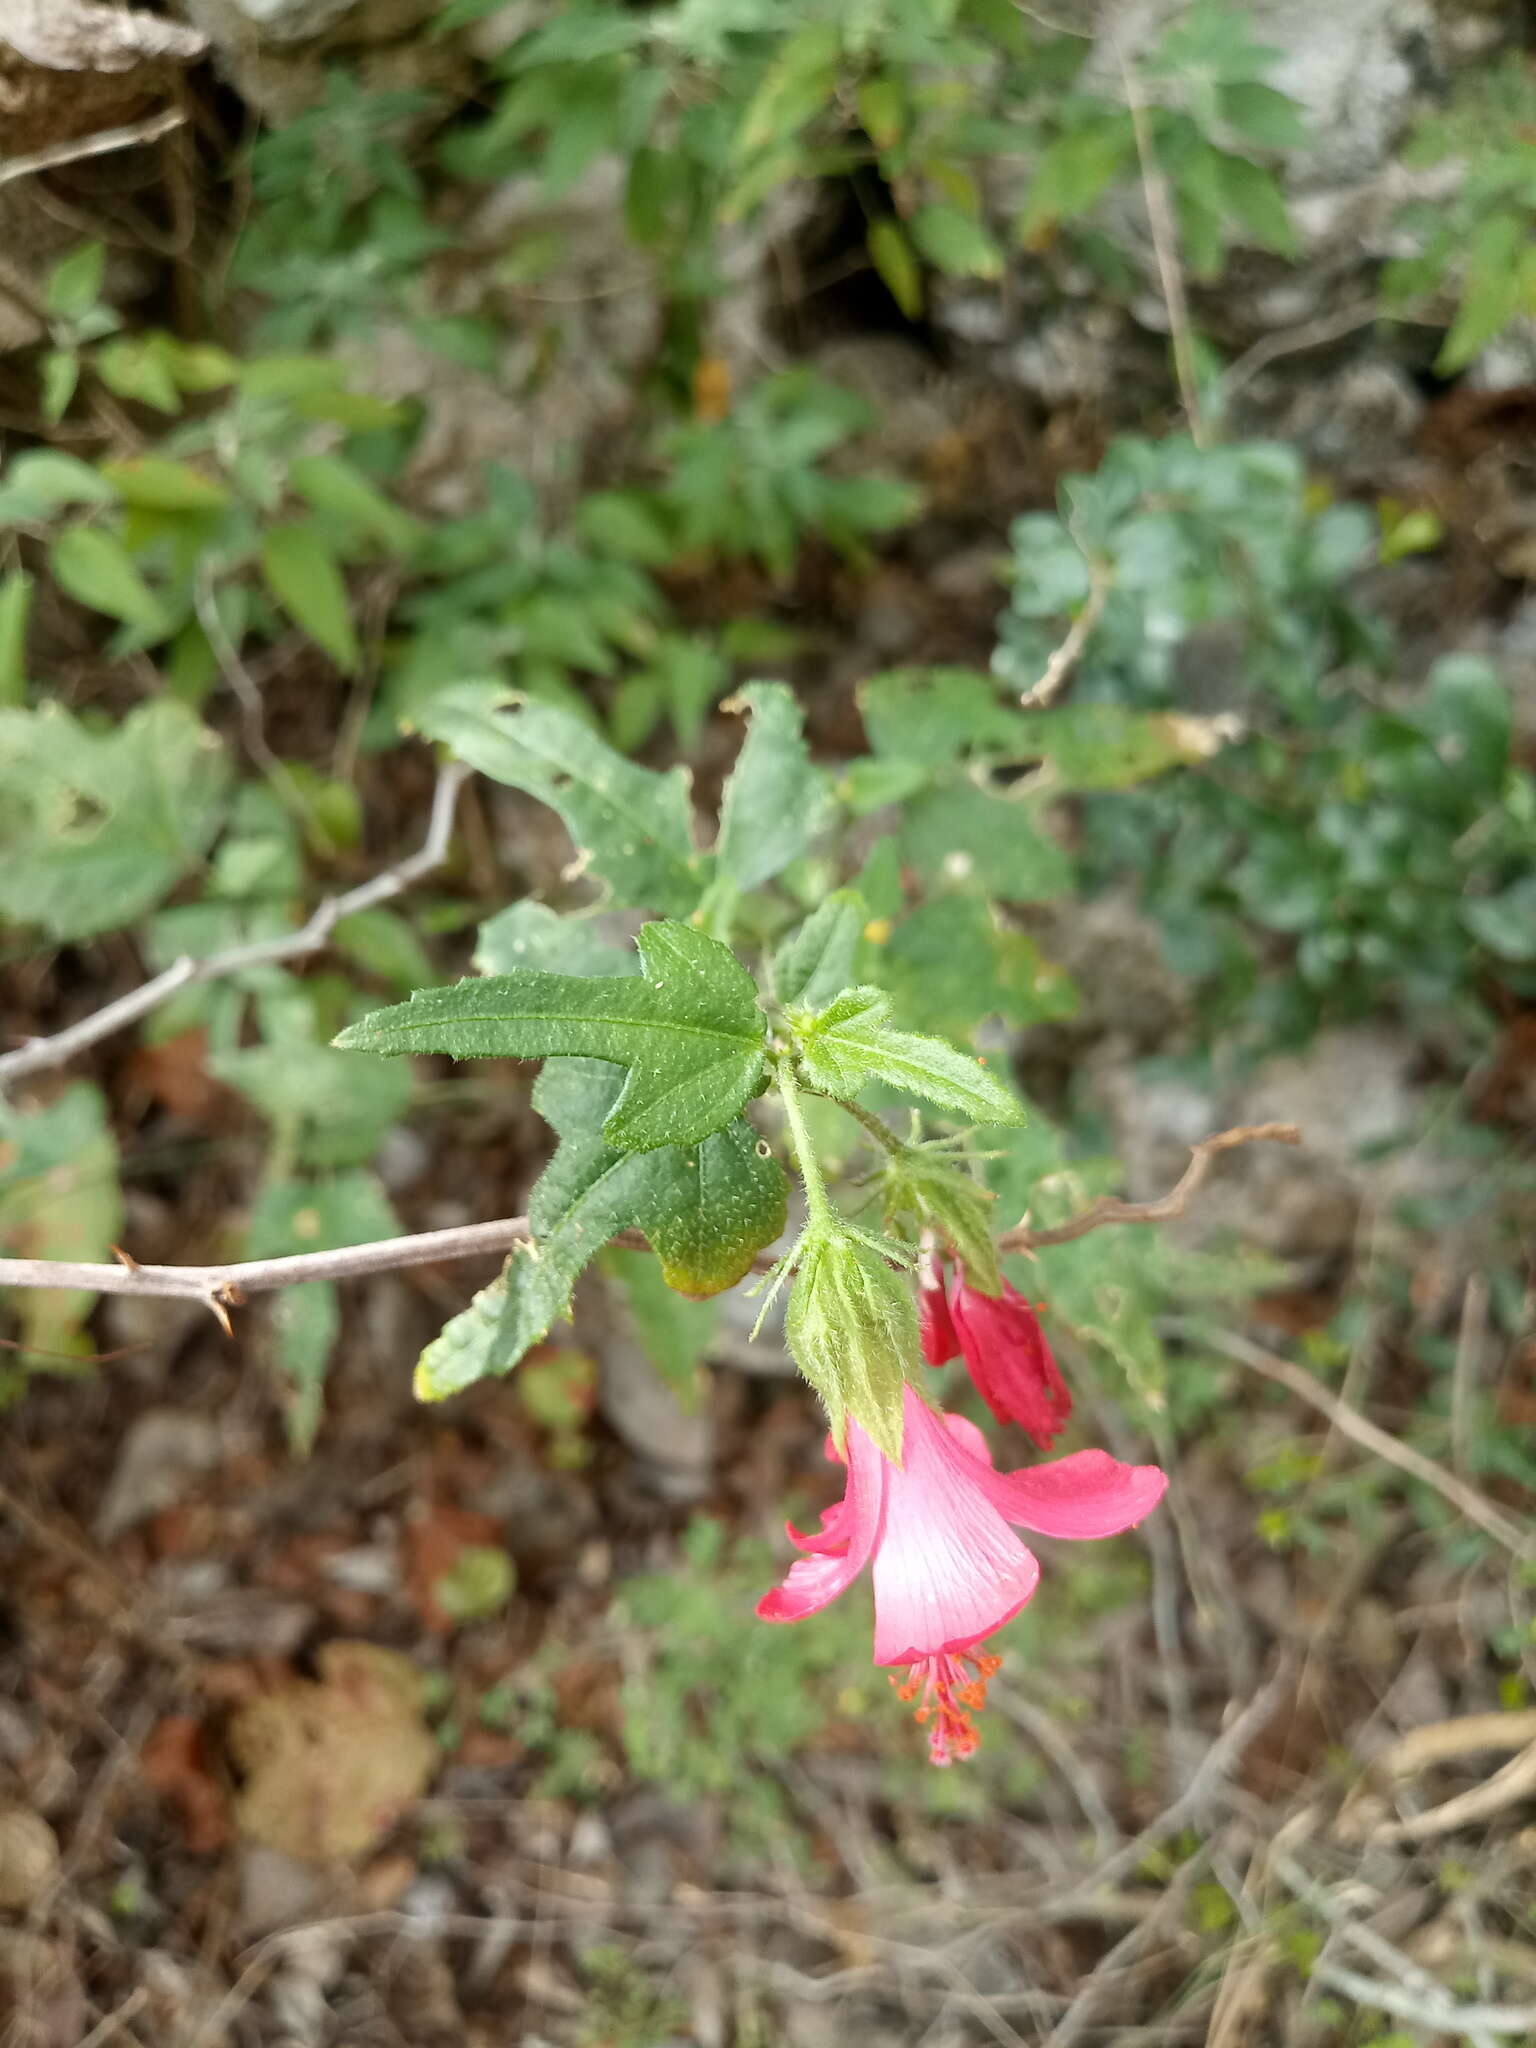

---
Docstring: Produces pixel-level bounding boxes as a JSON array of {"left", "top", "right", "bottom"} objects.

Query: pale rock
[{"left": 0, "top": 1807, "right": 59, "bottom": 1909}]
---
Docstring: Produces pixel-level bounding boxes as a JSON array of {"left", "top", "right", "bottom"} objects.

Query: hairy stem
[{"left": 773, "top": 1057, "right": 834, "bottom": 1229}]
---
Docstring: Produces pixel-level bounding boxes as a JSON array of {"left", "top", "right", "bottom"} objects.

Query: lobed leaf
[
  {"left": 337, "top": 919, "right": 768, "bottom": 1152},
  {"left": 790, "top": 986, "right": 1025, "bottom": 1127}
]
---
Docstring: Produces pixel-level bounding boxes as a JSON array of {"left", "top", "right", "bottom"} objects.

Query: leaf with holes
[
  {"left": 336, "top": 920, "right": 767, "bottom": 1152},
  {"left": 424, "top": 695, "right": 703, "bottom": 916},
  {"left": 0, "top": 700, "right": 228, "bottom": 940}
]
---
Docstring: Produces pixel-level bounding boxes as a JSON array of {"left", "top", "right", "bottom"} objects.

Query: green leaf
[
  {"left": 260, "top": 523, "right": 360, "bottom": 670},
  {"left": 1210, "top": 152, "right": 1297, "bottom": 256},
  {"left": 93, "top": 335, "right": 182, "bottom": 413},
  {"left": 576, "top": 489, "right": 676, "bottom": 565},
  {"left": 790, "top": 987, "right": 1025, "bottom": 1126},
  {"left": 715, "top": 683, "right": 828, "bottom": 893},
  {"left": 0, "top": 700, "right": 227, "bottom": 939},
  {"left": 909, "top": 202, "right": 1004, "bottom": 279},
  {"left": 868, "top": 218, "right": 923, "bottom": 318},
  {"left": 212, "top": 1040, "right": 413, "bottom": 1169},
  {"left": 1016, "top": 120, "right": 1134, "bottom": 240},
  {"left": 0, "top": 1083, "right": 123, "bottom": 1364},
  {"left": 246, "top": 1172, "right": 398, "bottom": 1451},
  {"left": 900, "top": 784, "right": 1073, "bottom": 900},
  {"left": 474, "top": 900, "right": 636, "bottom": 978},
  {"left": 1437, "top": 211, "right": 1530, "bottom": 374},
  {"left": 0, "top": 450, "right": 116, "bottom": 519},
  {"left": 332, "top": 906, "right": 436, "bottom": 991},
  {"left": 772, "top": 889, "right": 865, "bottom": 1007},
  {"left": 414, "top": 1058, "right": 785, "bottom": 1398},
  {"left": 0, "top": 570, "right": 32, "bottom": 705},
  {"left": 288, "top": 452, "right": 423, "bottom": 555},
  {"left": 881, "top": 894, "right": 1078, "bottom": 1037},
  {"left": 1020, "top": 703, "right": 1225, "bottom": 789},
  {"left": 860, "top": 668, "right": 1024, "bottom": 762},
  {"left": 336, "top": 920, "right": 768, "bottom": 1153},
  {"left": 45, "top": 243, "right": 105, "bottom": 320},
  {"left": 99, "top": 457, "right": 230, "bottom": 512},
  {"left": 737, "top": 22, "right": 839, "bottom": 157},
  {"left": 1218, "top": 81, "right": 1307, "bottom": 149},
  {"left": 422, "top": 695, "right": 703, "bottom": 915},
  {"left": 857, "top": 75, "right": 906, "bottom": 150},
  {"left": 1462, "top": 876, "right": 1536, "bottom": 961},
  {"left": 50, "top": 526, "right": 167, "bottom": 634},
  {"left": 40, "top": 352, "right": 80, "bottom": 427}
]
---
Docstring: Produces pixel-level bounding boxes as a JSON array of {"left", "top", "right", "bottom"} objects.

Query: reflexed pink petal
[
  {"left": 757, "top": 1544, "right": 866, "bottom": 1622},
  {"left": 984, "top": 1448, "right": 1168, "bottom": 1540},
  {"left": 758, "top": 1418, "right": 886, "bottom": 1621},
  {"left": 867, "top": 1390, "right": 1041, "bottom": 1664}
]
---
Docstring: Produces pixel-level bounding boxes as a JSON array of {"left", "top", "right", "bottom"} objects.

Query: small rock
[
  {"left": 399, "top": 1872, "right": 458, "bottom": 1924},
  {"left": 0, "top": 1807, "right": 59, "bottom": 1909},
  {"left": 95, "top": 1408, "right": 222, "bottom": 1542},
  {"left": 235, "top": 1842, "right": 326, "bottom": 1937}
]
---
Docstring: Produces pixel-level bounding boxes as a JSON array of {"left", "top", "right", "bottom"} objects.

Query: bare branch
[
  {"left": 1188, "top": 1324, "right": 1536, "bottom": 1565},
  {"left": 1272, "top": 1851, "right": 1536, "bottom": 2037},
  {"left": 0, "top": 107, "right": 187, "bottom": 193},
  {"left": 1116, "top": 39, "right": 1208, "bottom": 448},
  {"left": 0, "top": 1120, "right": 1300, "bottom": 1317},
  {"left": 0, "top": 1215, "right": 532, "bottom": 1309},
  {"left": 999, "top": 1123, "right": 1301, "bottom": 1252},
  {"left": 1019, "top": 549, "right": 1112, "bottom": 709},
  {"left": 0, "top": 761, "right": 469, "bottom": 1088}
]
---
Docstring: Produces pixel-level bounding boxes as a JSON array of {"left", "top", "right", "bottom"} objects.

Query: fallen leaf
[
  {"left": 404, "top": 1503, "right": 504, "bottom": 1634},
  {"left": 227, "top": 1642, "right": 437, "bottom": 1863},
  {"left": 141, "top": 1715, "right": 230, "bottom": 1855}
]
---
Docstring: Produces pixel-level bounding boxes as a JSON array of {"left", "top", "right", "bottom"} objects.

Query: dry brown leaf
[
  {"left": 141, "top": 1715, "right": 231, "bottom": 1856},
  {"left": 227, "top": 1642, "right": 437, "bottom": 1863}
]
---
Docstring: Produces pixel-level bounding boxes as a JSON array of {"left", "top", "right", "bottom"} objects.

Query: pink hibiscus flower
[
  {"left": 921, "top": 1264, "right": 1072, "bottom": 1449},
  {"left": 758, "top": 1385, "right": 1167, "bottom": 1763}
]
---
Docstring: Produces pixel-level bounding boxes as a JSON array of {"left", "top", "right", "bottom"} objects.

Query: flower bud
[{"left": 785, "top": 1222, "right": 919, "bottom": 1462}]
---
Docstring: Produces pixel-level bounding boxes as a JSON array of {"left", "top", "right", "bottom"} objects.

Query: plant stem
[
  {"left": 832, "top": 1096, "right": 903, "bottom": 1154},
  {"left": 774, "top": 1056, "right": 834, "bottom": 1229}
]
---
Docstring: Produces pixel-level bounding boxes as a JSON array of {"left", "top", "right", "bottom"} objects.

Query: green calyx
[
  {"left": 784, "top": 1218, "right": 919, "bottom": 1462},
  {"left": 879, "top": 1147, "right": 1002, "bottom": 1297}
]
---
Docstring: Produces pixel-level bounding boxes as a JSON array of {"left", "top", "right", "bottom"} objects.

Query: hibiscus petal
[
  {"left": 985, "top": 1449, "right": 1167, "bottom": 1539},
  {"left": 759, "top": 1420, "right": 886, "bottom": 1619},
  {"left": 757, "top": 1543, "right": 867, "bottom": 1622},
  {"left": 919, "top": 1275, "right": 961, "bottom": 1366},
  {"left": 869, "top": 1391, "right": 1041, "bottom": 1663}
]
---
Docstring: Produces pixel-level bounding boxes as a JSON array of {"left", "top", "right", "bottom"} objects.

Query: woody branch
[{"left": 0, "top": 1122, "right": 1299, "bottom": 1312}]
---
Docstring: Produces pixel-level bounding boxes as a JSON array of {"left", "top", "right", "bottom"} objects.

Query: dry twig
[
  {"left": 0, "top": 1121, "right": 1300, "bottom": 1323},
  {"left": 1189, "top": 1326, "right": 1536, "bottom": 1565},
  {"left": 1000, "top": 1122, "right": 1300, "bottom": 1251},
  {"left": 1019, "top": 550, "right": 1112, "bottom": 708},
  {"left": 0, "top": 108, "right": 187, "bottom": 192},
  {"left": 0, "top": 761, "right": 468, "bottom": 1089}
]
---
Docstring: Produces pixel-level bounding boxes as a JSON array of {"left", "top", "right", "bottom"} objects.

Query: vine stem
[{"left": 772, "top": 1056, "right": 834, "bottom": 1229}]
